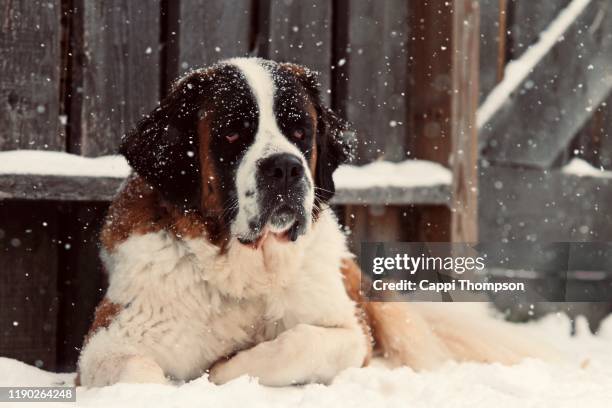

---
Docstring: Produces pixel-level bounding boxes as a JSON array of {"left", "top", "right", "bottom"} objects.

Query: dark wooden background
[{"left": 1, "top": 0, "right": 611, "bottom": 372}]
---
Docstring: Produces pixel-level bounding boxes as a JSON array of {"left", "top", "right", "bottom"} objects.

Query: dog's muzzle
[{"left": 237, "top": 153, "right": 309, "bottom": 247}]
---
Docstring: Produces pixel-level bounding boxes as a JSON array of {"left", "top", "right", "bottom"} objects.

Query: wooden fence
[
  {"left": 479, "top": 0, "right": 612, "bottom": 244},
  {"left": 0, "top": 0, "right": 610, "bottom": 371}
]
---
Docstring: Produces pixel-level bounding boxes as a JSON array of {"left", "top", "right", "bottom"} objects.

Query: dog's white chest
[{"left": 97, "top": 211, "right": 352, "bottom": 382}]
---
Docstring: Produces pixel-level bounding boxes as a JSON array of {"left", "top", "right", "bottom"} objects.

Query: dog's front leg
[{"left": 209, "top": 323, "right": 367, "bottom": 386}]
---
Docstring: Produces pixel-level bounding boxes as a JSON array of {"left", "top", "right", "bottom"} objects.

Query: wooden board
[
  {"left": 340, "top": 0, "right": 412, "bottom": 248},
  {"left": 345, "top": 0, "right": 410, "bottom": 164},
  {"left": 416, "top": 205, "right": 451, "bottom": 242},
  {"left": 176, "top": 0, "right": 253, "bottom": 76},
  {"left": 408, "top": 0, "right": 479, "bottom": 243},
  {"left": 450, "top": 0, "right": 480, "bottom": 242},
  {"left": 344, "top": 205, "right": 412, "bottom": 257},
  {"left": 266, "top": 0, "right": 332, "bottom": 103},
  {"left": 0, "top": 173, "right": 450, "bottom": 206},
  {"left": 508, "top": 0, "right": 570, "bottom": 59},
  {"left": 408, "top": 0, "right": 452, "bottom": 165},
  {"left": 571, "top": 94, "right": 612, "bottom": 170},
  {"left": 0, "top": 201, "right": 59, "bottom": 370},
  {"left": 479, "top": 164, "right": 612, "bottom": 242},
  {"left": 0, "top": 175, "right": 123, "bottom": 201},
  {"left": 0, "top": 0, "right": 62, "bottom": 151},
  {"left": 333, "top": 185, "right": 450, "bottom": 206},
  {"left": 479, "top": 0, "right": 504, "bottom": 101},
  {"left": 480, "top": 0, "right": 612, "bottom": 168},
  {"left": 70, "top": 0, "right": 161, "bottom": 156}
]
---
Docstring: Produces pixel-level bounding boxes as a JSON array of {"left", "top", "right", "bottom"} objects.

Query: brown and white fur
[{"left": 77, "top": 58, "right": 548, "bottom": 387}]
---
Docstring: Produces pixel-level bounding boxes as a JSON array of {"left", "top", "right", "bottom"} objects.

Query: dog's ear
[
  {"left": 314, "top": 107, "right": 356, "bottom": 203},
  {"left": 120, "top": 71, "right": 211, "bottom": 210},
  {"left": 278, "top": 63, "right": 356, "bottom": 203}
]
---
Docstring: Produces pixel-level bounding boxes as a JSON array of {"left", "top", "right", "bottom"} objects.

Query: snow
[
  {"left": 333, "top": 160, "right": 452, "bottom": 189},
  {"left": 0, "top": 150, "right": 452, "bottom": 189},
  {"left": 477, "top": 0, "right": 591, "bottom": 128},
  {"left": 2, "top": 311, "right": 612, "bottom": 407},
  {"left": 0, "top": 150, "right": 130, "bottom": 178},
  {"left": 562, "top": 157, "right": 612, "bottom": 178}
]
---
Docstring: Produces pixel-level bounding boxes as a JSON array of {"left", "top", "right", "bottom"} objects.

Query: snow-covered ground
[{"left": 2, "top": 311, "right": 612, "bottom": 407}]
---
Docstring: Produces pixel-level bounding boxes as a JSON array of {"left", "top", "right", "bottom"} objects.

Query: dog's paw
[
  {"left": 118, "top": 356, "right": 169, "bottom": 385},
  {"left": 208, "top": 354, "right": 251, "bottom": 385}
]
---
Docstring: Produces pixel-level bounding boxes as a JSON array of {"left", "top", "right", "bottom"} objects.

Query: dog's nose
[{"left": 259, "top": 153, "right": 304, "bottom": 190}]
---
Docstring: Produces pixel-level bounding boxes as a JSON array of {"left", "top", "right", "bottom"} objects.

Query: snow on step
[
  {"left": 0, "top": 150, "right": 453, "bottom": 189},
  {"left": 333, "top": 160, "right": 451, "bottom": 189},
  {"left": 562, "top": 158, "right": 612, "bottom": 179},
  {"left": 0, "top": 150, "right": 130, "bottom": 178}
]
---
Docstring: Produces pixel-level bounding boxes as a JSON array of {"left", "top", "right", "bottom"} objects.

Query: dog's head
[{"left": 121, "top": 58, "right": 354, "bottom": 248}]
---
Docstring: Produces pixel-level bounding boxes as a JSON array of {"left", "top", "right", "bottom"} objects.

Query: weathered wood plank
[
  {"left": 479, "top": 164, "right": 612, "bottom": 242},
  {"left": 345, "top": 0, "right": 410, "bottom": 164},
  {"left": 571, "top": 94, "right": 612, "bottom": 170},
  {"left": 177, "top": 0, "right": 253, "bottom": 75},
  {"left": 480, "top": 164, "right": 612, "bottom": 247},
  {"left": 479, "top": 0, "right": 504, "bottom": 101},
  {"left": 451, "top": 0, "right": 480, "bottom": 242},
  {"left": 508, "top": 0, "right": 570, "bottom": 59},
  {"left": 343, "top": 205, "right": 406, "bottom": 257},
  {"left": 409, "top": 0, "right": 452, "bottom": 166},
  {"left": 339, "top": 0, "right": 412, "bottom": 256},
  {"left": 0, "top": 173, "right": 450, "bottom": 206},
  {"left": 0, "top": 175, "right": 123, "bottom": 201},
  {"left": 0, "top": 201, "right": 59, "bottom": 370},
  {"left": 480, "top": 0, "right": 612, "bottom": 168},
  {"left": 333, "top": 185, "right": 450, "bottom": 206},
  {"left": 406, "top": 1, "right": 456, "bottom": 244},
  {"left": 71, "top": 0, "right": 161, "bottom": 156},
  {"left": 266, "top": 0, "right": 332, "bottom": 103},
  {"left": 0, "top": 0, "right": 62, "bottom": 151},
  {"left": 416, "top": 205, "right": 451, "bottom": 242}
]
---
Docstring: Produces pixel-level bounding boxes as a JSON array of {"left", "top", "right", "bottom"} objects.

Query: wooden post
[
  {"left": 450, "top": 0, "right": 479, "bottom": 243},
  {"left": 408, "top": 0, "right": 479, "bottom": 243},
  {"left": 69, "top": 0, "right": 161, "bottom": 156}
]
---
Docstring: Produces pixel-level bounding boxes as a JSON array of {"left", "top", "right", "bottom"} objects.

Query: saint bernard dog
[{"left": 77, "top": 58, "right": 548, "bottom": 387}]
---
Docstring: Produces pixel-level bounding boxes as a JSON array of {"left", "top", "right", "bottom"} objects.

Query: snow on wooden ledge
[
  {"left": 0, "top": 150, "right": 131, "bottom": 178},
  {"left": 0, "top": 150, "right": 452, "bottom": 205},
  {"left": 332, "top": 160, "right": 452, "bottom": 205},
  {"left": 561, "top": 158, "right": 612, "bottom": 179}
]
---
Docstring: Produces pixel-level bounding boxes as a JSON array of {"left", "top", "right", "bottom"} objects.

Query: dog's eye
[
  {"left": 225, "top": 132, "right": 240, "bottom": 143},
  {"left": 292, "top": 128, "right": 305, "bottom": 140}
]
